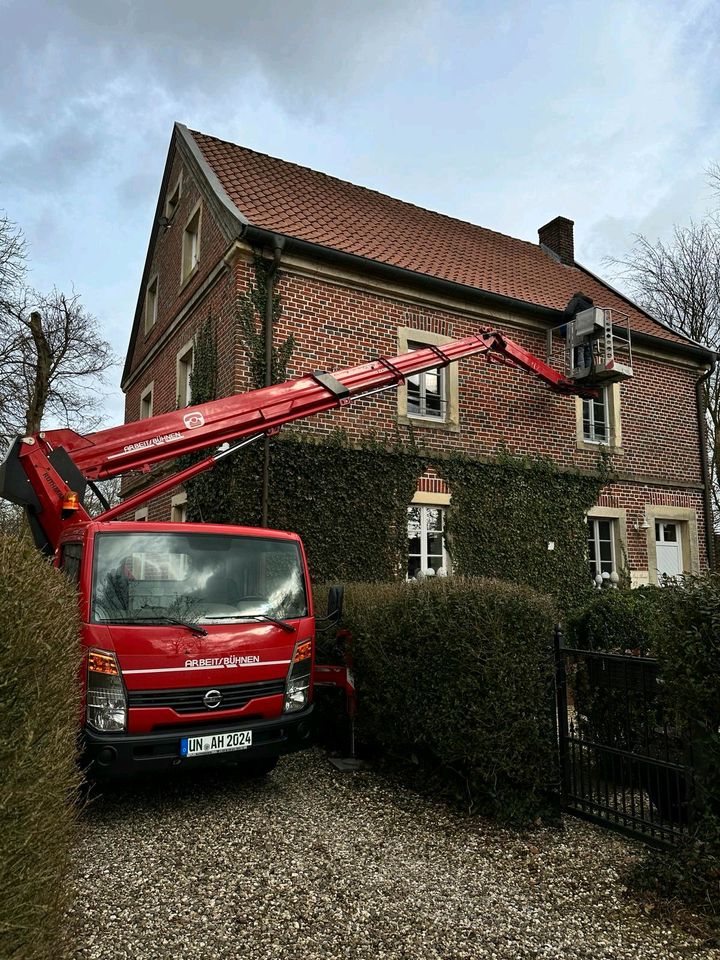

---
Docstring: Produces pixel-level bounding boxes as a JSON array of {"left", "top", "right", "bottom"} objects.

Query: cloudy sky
[{"left": 1, "top": 0, "right": 719, "bottom": 426}]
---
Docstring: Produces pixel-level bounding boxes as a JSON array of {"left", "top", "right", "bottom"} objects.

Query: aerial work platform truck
[{"left": 0, "top": 323, "right": 627, "bottom": 778}]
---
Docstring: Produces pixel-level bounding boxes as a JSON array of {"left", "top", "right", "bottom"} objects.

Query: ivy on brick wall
[
  {"left": 436, "top": 449, "right": 612, "bottom": 611},
  {"left": 238, "top": 254, "right": 294, "bottom": 389}
]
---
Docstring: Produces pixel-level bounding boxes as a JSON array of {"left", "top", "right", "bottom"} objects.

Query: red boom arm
[{"left": 0, "top": 330, "right": 591, "bottom": 553}]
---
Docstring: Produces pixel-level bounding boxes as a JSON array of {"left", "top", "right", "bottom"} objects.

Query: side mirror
[{"left": 326, "top": 584, "right": 344, "bottom": 624}]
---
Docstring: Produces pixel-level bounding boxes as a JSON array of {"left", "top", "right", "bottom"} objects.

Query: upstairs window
[
  {"left": 144, "top": 276, "right": 158, "bottom": 334},
  {"left": 177, "top": 344, "right": 193, "bottom": 407},
  {"left": 582, "top": 387, "right": 609, "bottom": 444},
  {"left": 407, "top": 341, "right": 446, "bottom": 420},
  {"left": 140, "top": 383, "right": 153, "bottom": 420},
  {"left": 182, "top": 203, "right": 202, "bottom": 282}
]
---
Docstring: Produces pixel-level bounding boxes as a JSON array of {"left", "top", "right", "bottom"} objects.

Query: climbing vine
[
  {"left": 237, "top": 254, "right": 294, "bottom": 389},
  {"left": 436, "top": 449, "right": 612, "bottom": 611}
]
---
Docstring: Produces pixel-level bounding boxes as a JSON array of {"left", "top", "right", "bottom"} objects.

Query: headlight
[
  {"left": 87, "top": 649, "right": 127, "bottom": 732},
  {"left": 284, "top": 639, "right": 312, "bottom": 714}
]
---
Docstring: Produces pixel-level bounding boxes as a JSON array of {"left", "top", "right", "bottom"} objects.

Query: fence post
[{"left": 554, "top": 623, "right": 570, "bottom": 813}]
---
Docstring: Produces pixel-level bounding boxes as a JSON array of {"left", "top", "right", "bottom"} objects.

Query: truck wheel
[{"left": 239, "top": 757, "right": 279, "bottom": 778}]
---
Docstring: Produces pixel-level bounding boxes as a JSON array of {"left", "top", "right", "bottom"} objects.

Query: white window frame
[
  {"left": 181, "top": 201, "right": 202, "bottom": 284},
  {"left": 587, "top": 515, "right": 617, "bottom": 584},
  {"left": 407, "top": 340, "right": 447, "bottom": 421},
  {"left": 176, "top": 341, "right": 194, "bottom": 408},
  {"left": 397, "top": 327, "right": 459, "bottom": 431},
  {"left": 407, "top": 501, "right": 451, "bottom": 579},
  {"left": 654, "top": 520, "right": 683, "bottom": 583},
  {"left": 144, "top": 274, "right": 159, "bottom": 334},
  {"left": 582, "top": 387, "right": 609, "bottom": 443},
  {"left": 140, "top": 382, "right": 154, "bottom": 420},
  {"left": 134, "top": 508, "right": 148, "bottom": 522},
  {"left": 576, "top": 383, "right": 622, "bottom": 451}
]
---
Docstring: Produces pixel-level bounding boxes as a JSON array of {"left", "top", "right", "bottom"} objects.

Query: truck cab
[{"left": 58, "top": 520, "right": 315, "bottom": 777}]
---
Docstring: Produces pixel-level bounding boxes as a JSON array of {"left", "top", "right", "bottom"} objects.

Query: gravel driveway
[{"left": 69, "top": 750, "right": 713, "bottom": 959}]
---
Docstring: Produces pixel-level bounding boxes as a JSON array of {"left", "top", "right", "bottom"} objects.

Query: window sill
[
  {"left": 398, "top": 413, "right": 460, "bottom": 433},
  {"left": 576, "top": 438, "right": 623, "bottom": 456},
  {"left": 179, "top": 263, "right": 200, "bottom": 292}
]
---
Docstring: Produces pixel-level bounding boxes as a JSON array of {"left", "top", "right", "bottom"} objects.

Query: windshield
[{"left": 91, "top": 531, "right": 307, "bottom": 625}]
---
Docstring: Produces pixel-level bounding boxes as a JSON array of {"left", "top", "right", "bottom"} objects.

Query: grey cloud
[
  {"left": 1, "top": 0, "right": 432, "bottom": 113},
  {"left": 0, "top": 0, "right": 433, "bottom": 194},
  {"left": 0, "top": 118, "right": 102, "bottom": 191}
]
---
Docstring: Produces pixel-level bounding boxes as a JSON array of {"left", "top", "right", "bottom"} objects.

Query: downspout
[
  {"left": 696, "top": 357, "right": 717, "bottom": 570},
  {"left": 261, "top": 240, "right": 284, "bottom": 527}
]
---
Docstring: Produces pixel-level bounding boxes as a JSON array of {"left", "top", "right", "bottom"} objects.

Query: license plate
[{"left": 180, "top": 730, "right": 253, "bottom": 757}]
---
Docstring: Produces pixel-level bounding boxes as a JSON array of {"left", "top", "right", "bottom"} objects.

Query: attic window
[
  {"left": 165, "top": 174, "right": 182, "bottom": 221},
  {"left": 181, "top": 203, "right": 202, "bottom": 283},
  {"left": 144, "top": 275, "right": 158, "bottom": 334}
]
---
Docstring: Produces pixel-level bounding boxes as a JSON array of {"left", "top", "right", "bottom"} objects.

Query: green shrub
[
  {"left": 0, "top": 535, "right": 83, "bottom": 960},
  {"left": 567, "top": 581, "right": 720, "bottom": 925},
  {"left": 565, "top": 586, "right": 675, "bottom": 655},
  {"left": 645, "top": 576, "right": 720, "bottom": 920},
  {"left": 317, "top": 577, "right": 558, "bottom": 823}
]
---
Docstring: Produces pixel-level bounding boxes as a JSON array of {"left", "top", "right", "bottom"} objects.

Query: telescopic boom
[{"left": 0, "top": 329, "right": 591, "bottom": 554}]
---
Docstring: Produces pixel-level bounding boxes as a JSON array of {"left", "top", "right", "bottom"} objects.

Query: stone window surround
[
  {"left": 176, "top": 339, "right": 194, "bottom": 407},
  {"left": 144, "top": 273, "right": 159, "bottom": 335},
  {"left": 181, "top": 200, "right": 203, "bottom": 288},
  {"left": 139, "top": 381, "right": 154, "bottom": 420},
  {"left": 644, "top": 504, "right": 700, "bottom": 582},
  {"left": 397, "top": 327, "right": 460, "bottom": 433},
  {"left": 576, "top": 382, "right": 623, "bottom": 454},
  {"left": 165, "top": 170, "right": 183, "bottom": 220},
  {"left": 170, "top": 491, "right": 187, "bottom": 523}
]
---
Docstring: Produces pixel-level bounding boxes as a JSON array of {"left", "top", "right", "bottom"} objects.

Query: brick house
[{"left": 121, "top": 122, "right": 715, "bottom": 586}]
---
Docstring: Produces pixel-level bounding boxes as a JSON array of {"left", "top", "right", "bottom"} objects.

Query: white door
[{"left": 655, "top": 521, "right": 682, "bottom": 583}]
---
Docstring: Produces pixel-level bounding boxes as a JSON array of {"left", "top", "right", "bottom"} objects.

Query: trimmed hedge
[
  {"left": 0, "top": 535, "right": 83, "bottom": 960},
  {"left": 568, "top": 581, "right": 720, "bottom": 925},
  {"left": 316, "top": 577, "right": 558, "bottom": 823}
]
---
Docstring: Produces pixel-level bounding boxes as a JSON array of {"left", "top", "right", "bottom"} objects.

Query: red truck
[{"left": 0, "top": 331, "right": 593, "bottom": 778}]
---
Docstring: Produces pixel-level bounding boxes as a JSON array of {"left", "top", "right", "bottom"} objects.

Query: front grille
[{"left": 128, "top": 678, "right": 286, "bottom": 713}]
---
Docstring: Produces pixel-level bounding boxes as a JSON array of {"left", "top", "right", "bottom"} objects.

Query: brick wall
[{"left": 119, "top": 152, "right": 710, "bottom": 577}]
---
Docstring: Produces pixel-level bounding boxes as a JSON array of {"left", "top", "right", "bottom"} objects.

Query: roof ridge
[{"left": 188, "top": 127, "right": 542, "bottom": 252}]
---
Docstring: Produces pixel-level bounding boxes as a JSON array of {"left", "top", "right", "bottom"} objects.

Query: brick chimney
[{"left": 538, "top": 216, "right": 574, "bottom": 266}]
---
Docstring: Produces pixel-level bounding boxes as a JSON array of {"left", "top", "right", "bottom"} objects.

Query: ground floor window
[
  {"left": 655, "top": 520, "right": 683, "bottom": 582},
  {"left": 587, "top": 517, "right": 616, "bottom": 584},
  {"left": 407, "top": 505, "right": 449, "bottom": 579}
]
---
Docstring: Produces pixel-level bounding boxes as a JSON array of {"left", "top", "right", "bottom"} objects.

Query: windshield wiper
[
  {"left": 206, "top": 613, "right": 297, "bottom": 633},
  {"left": 97, "top": 615, "right": 207, "bottom": 636}
]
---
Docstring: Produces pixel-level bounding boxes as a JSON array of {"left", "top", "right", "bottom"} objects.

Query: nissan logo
[{"left": 203, "top": 689, "right": 222, "bottom": 710}]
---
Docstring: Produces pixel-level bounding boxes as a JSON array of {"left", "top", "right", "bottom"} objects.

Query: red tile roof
[{"left": 190, "top": 129, "right": 694, "bottom": 350}]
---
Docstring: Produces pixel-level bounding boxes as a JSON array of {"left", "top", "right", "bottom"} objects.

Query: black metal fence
[{"left": 554, "top": 630, "right": 696, "bottom": 846}]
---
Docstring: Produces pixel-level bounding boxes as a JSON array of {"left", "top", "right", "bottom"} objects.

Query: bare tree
[
  {"left": 0, "top": 214, "right": 116, "bottom": 451},
  {"left": 0, "top": 212, "right": 26, "bottom": 305},
  {"left": 606, "top": 214, "right": 720, "bottom": 521}
]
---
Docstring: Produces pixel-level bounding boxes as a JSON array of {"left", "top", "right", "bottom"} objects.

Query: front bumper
[{"left": 83, "top": 704, "right": 314, "bottom": 779}]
